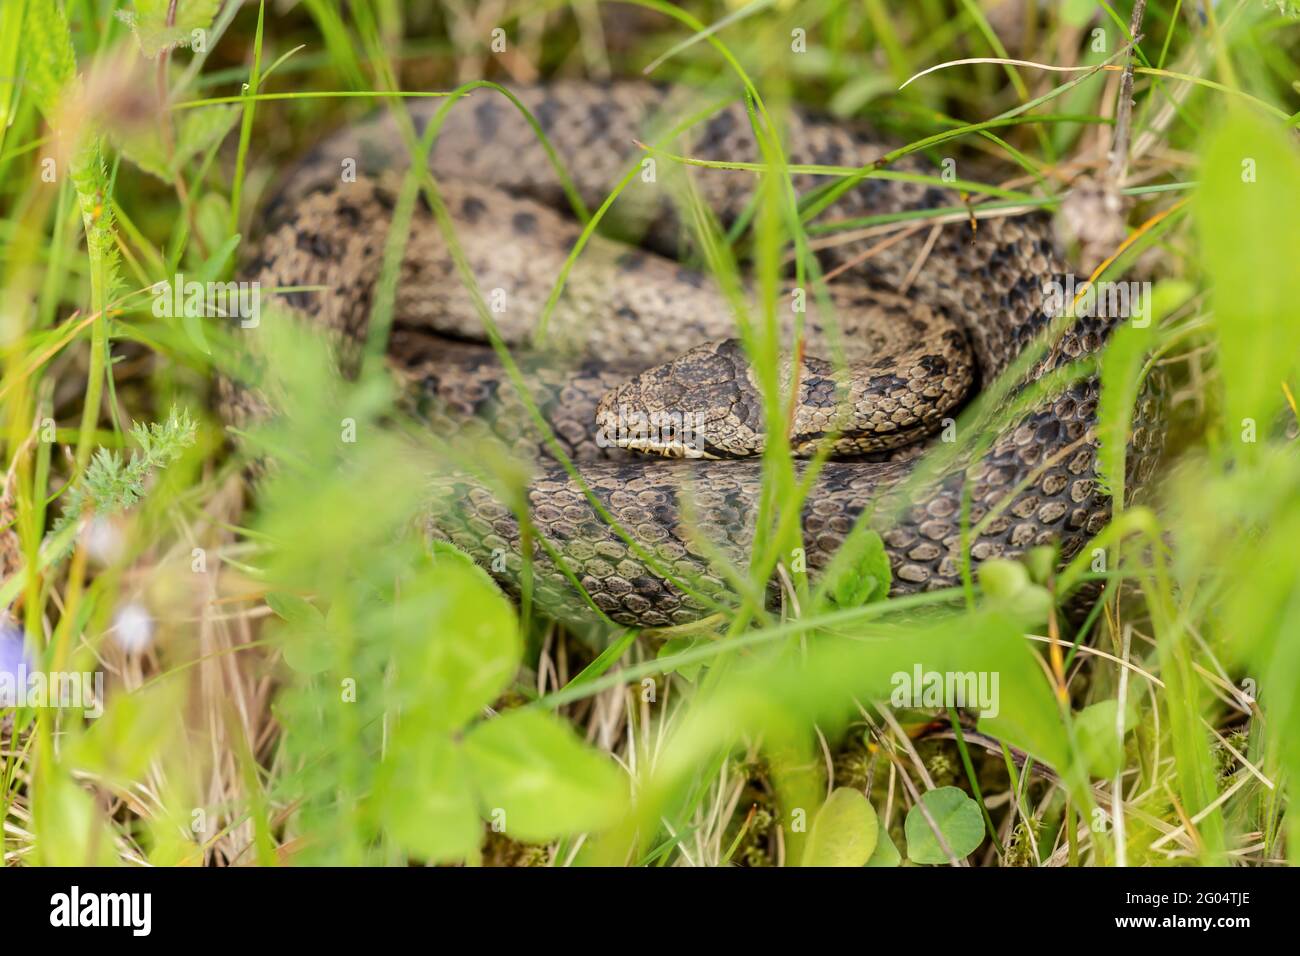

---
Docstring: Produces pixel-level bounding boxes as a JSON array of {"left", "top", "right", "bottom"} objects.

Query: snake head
[{"left": 594, "top": 339, "right": 766, "bottom": 459}]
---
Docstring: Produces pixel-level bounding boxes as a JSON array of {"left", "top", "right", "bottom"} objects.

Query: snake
[{"left": 229, "top": 81, "right": 1165, "bottom": 629}]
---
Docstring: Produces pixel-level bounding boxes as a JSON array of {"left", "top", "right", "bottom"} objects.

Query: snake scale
[{"left": 231, "top": 81, "right": 1165, "bottom": 628}]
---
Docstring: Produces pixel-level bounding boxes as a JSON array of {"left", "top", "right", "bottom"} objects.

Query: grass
[{"left": 0, "top": 0, "right": 1298, "bottom": 867}]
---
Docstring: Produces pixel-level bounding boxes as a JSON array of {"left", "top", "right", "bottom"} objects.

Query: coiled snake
[{"left": 231, "top": 81, "right": 1165, "bottom": 628}]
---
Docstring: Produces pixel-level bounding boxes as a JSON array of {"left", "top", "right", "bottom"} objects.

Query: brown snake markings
[{"left": 231, "top": 81, "right": 1165, "bottom": 628}]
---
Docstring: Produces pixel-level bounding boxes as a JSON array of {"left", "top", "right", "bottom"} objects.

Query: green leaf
[
  {"left": 122, "top": 0, "right": 222, "bottom": 58},
  {"left": 1196, "top": 111, "right": 1300, "bottom": 454},
  {"left": 32, "top": 768, "right": 119, "bottom": 866},
  {"left": 1023, "top": 545, "right": 1056, "bottom": 585},
  {"left": 429, "top": 539, "right": 506, "bottom": 597},
  {"left": 194, "top": 233, "right": 242, "bottom": 284},
  {"left": 904, "top": 786, "right": 984, "bottom": 864},
  {"left": 823, "top": 528, "right": 892, "bottom": 608},
  {"left": 865, "top": 825, "right": 902, "bottom": 867},
  {"left": 657, "top": 635, "right": 705, "bottom": 681},
  {"left": 177, "top": 101, "right": 240, "bottom": 165},
  {"left": 375, "top": 734, "right": 481, "bottom": 863},
  {"left": 400, "top": 560, "right": 519, "bottom": 732},
  {"left": 978, "top": 558, "right": 1027, "bottom": 599},
  {"left": 978, "top": 558, "right": 1051, "bottom": 621},
  {"left": 115, "top": 102, "right": 238, "bottom": 182},
  {"left": 1074, "top": 699, "right": 1134, "bottom": 779},
  {"left": 266, "top": 592, "right": 333, "bottom": 675},
  {"left": 463, "top": 708, "right": 626, "bottom": 842},
  {"left": 800, "top": 787, "right": 879, "bottom": 867}
]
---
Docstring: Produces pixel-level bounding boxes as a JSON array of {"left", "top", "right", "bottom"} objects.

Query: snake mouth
[
  {"left": 615, "top": 437, "right": 712, "bottom": 459},
  {"left": 594, "top": 391, "right": 720, "bottom": 459},
  {"left": 593, "top": 413, "right": 717, "bottom": 458}
]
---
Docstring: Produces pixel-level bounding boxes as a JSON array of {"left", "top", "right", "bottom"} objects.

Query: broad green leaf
[
  {"left": 33, "top": 768, "right": 119, "bottom": 866},
  {"left": 865, "top": 825, "right": 902, "bottom": 867},
  {"left": 429, "top": 539, "right": 506, "bottom": 597},
  {"left": 1023, "top": 545, "right": 1056, "bottom": 585},
  {"left": 621, "top": 610, "right": 1070, "bottom": 859},
  {"left": 823, "top": 528, "right": 891, "bottom": 608},
  {"left": 800, "top": 787, "right": 878, "bottom": 867},
  {"left": 813, "top": 609, "right": 1070, "bottom": 768},
  {"left": 978, "top": 558, "right": 1028, "bottom": 599},
  {"left": 265, "top": 591, "right": 320, "bottom": 627},
  {"left": 115, "top": 103, "right": 238, "bottom": 181},
  {"left": 398, "top": 560, "right": 519, "bottom": 732},
  {"left": 1196, "top": 111, "right": 1300, "bottom": 455},
  {"left": 904, "top": 786, "right": 984, "bottom": 864},
  {"left": 334, "top": 543, "right": 518, "bottom": 733},
  {"left": 266, "top": 592, "right": 333, "bottom": 675},
  {"left": 978, "top": 558, "right": 1051, "bottom": 621},
  {"left": 177, "top": 102, "right": 240, "bottom": 167},
  {"left": 1074, "top": 699, "right": 1130, "bottom": 779},
  {"left": 464, "top": 708, "right": 626, "bottom": 841},
  {"left": 112, "top": 127, "right": 172, "bottom": 182},
  {"left": 375, "top": 734, "right": 480, "bottom": 863},
  {"left": 122, "top": 0, "right": 222, "bottom": 58}
]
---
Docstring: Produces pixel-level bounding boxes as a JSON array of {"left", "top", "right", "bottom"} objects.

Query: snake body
[{"left": 235, "top": 81, "right": 1164, "bottom": 628}]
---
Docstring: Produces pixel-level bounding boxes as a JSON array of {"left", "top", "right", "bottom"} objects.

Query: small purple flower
[{"left": 0, "top": 616, "right": 32, "bottom": 708}]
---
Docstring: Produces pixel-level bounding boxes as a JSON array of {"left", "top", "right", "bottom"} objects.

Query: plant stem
[{"left": 72, "top": 180, "right": 112, "bottom": 475}]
